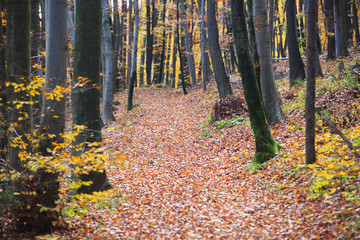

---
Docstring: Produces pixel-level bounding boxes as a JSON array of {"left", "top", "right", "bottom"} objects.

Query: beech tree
[
  {"left": 254, "top": 0, "right": 283, "bottom": 123},
  {"left": 180, "top": 0, "right": 197, "bottom": 86},
  {"left": 72, "top": 0, "right": 111, "bottom": 194},
  {"left": 207, "top": 0, "right": 232, "bottom": 98},
  {"left": 286, "top": 0, "right": 305, "bottom": 87},
  {"left": 102, "top": 0, "right": 116, "bottom": 123},
  {"left": 6, "top": 0, "right": 31, "bottom": 171},
  {"left": 305, "top": 0, "right": 318, "bottom": 164},
  {"left": 231, "top": 0, "right": 280, "bottom": 164},
  {"left": 127, "top": 0, "right": 140, "bottom": 111}
]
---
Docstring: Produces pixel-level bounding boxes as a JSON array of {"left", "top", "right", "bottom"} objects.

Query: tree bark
[
  {"left": 305, "top": 0, "right": 317, "bottom": 164},
  {"left": 72, "top": 0, "right": 111, "bottom": 194},
  {"left": 0, "top": 2, "right": 6, "bottom": 160},
  {"left": 254, "top": 0, "right": 283, "bottom": 123},
  {"left": 127, "top": 0, "right": 140, "bottom": 111},
  {"left": 207, "top": 0, "right": 232, "bottom": 98},
  {"left": 324, "top": 0, "right": 336, "bottom": 60},
  {"left": 231, "top": 0, "right": 280, "bottom": 164},
  {"left": 334, "top": 0, "right": 349, "bottom": 57},
  {"left": 180, "top": 0, "right": 197, "bottom": 86},
  {"left": 286, "top": 0, "right": 306, "bottom": 87},
  {"left": 145, "top": 0, "right": 153, "bottom": 85},
  {"left": 6, "top": 0, "right": 31, "bottom": 171},
  {"left": 102, "top": 0, "right": 116, "bottom": 123},
  {"left": 200, "top": 0, "right": 207, "bottom": 91}
]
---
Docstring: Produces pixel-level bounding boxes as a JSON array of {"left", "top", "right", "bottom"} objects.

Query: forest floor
[{"left": 50, "top": 55, "right": 360, "bottom": 239}]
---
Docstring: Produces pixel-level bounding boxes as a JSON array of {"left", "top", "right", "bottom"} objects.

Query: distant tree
[
  {"left": 305, "top": 0, "right": 317, "bottom": 164},
  {"left": 180, "top": 0, "right": 197, "bottom": 86},
  {"left": 6, "top": 0, "right": 31, "bottom": 171},
  {"left": 200, "top": 0, "right": 207, "bottom": 91},
  {"left": 286, "top": 0, "right": 306, "bottom": 87},
  {"left": 127, "top": 0, "right": 140, "bottom": 111},
  {"left": 145, "top": 0, "right": 153, "bottom": 86},
  {"left": 231, "top": 0, "right": 280, "bottom": 164},
  {"left": 254, "top": 0, "right": 283, "bottom": 123},
  {"left": 102, "top": 0, "right": 116, "bottom": 123},
  {"left": 324, "top": 0, "right": 336, "bottom": 60},
  {"left": 72, "top": 0, "right": 111, "bottom": 193},
  {"left": 207, "top": 0, "right": 232, "bottom": 98},
  {"left": 334, "top": 0, "right": 349, "bottom": 57}
]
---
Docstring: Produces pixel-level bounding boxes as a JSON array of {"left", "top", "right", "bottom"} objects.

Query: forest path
[{"left": 95, "top": 88, "right": 336, "bottom": 239}]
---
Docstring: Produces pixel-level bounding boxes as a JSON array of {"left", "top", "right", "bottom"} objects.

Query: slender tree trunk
[
  {"left": 127, "top": 0, "right": 140, "bottom": 111},
  {"left": 269, "top": 0, "right": 275, "bottom": 57},
  {"left": 254, "top": 0, "right": 283, "bottom": 123},
  {"left": 127, "top": 0, "right": 134, "bottom": 85},
  {"left": 286, "top": 0, "right": 306, "bottom": 87},
  {"left": 324, "top": 0, "right": 336, "bottom": 59},
  {"left": 305, "top": 0, "right": 317, "bottom": 164},
  {"left": 139, "top": 37, "right": 146, "bottom": 86},
  {"left": 119, "top": 0, "right": 127, "bottom": 88},
  {"left": 6, "top": 0, "right": 31, "bottom": 171},
  {"left": 180, "top": 0, "right": 197, "bottom": 86},
  {"left": 200, "top": 0, "right": 207, "bottom": 91},
  {"left": 102, "top": 0, "right": 116, "bottom": 123},
  {"left": 112, "top": 0, "right": 121, "bottom": 91},
  {"left": 72, "top": 0, "right": 111, "bottom": 194},
  {"left": 353, "top": 2, "right": 360, "bottom": 44},
  {"left": 231, "top": 0, "right": 280, "bottom": 164},
  {"left": 157, "top": 0, "right": 167, "bottom": 84},
  {"left": 146, "top": 0, "right": 153, "bottom": 85},
  {"left": 177, "top": 0, "right": 187, "bottom": 94},
  {"left": 207, "top": 0, "right": 232, "bottom": 98}
]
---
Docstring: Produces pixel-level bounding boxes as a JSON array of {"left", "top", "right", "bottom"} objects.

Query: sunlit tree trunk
[
  {"left": 254, "top": 0, "right": 283, "bottom": 123},
  {"left": 180, "top": 0, "right": 197, "bottom": 86},
  {"left": 207, "top": 0, "right": 232, "bottom": 98},
  {"left": 72, "top": 0, "right": 111, "bottom": 194},
  {"left": 127, "top": 0, "right": 140, "bottom": 111},
  {"left": 102, "top": 0, "right": 116, "bottom": 123},
  {"left": 286, "top": 0, "right": 305, "bottom": 87},
  {"left": 6, "top": 0, "right": 31, "bottom": 171},
  {"left": 231, "top": 0, "right": 280, "bottom": 164},
  {"left": 305, "top": 0, "right": 317, "bottom": 164}
]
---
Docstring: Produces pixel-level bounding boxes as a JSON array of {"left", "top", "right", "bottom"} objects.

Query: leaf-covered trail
[{"left": 66, "top": 88, "right": 341, "bottom": 239}]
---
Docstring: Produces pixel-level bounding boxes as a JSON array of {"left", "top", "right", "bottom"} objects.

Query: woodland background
[{"left": 0, "top": 0, "right": 360, "bottom": 239}]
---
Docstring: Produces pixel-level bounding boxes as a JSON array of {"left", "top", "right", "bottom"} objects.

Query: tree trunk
[
  {"left": 31, "top": 0, "right": 42, "bottom": 127},
  {"left": 353, "top": 2, "right": 360, "bottom": 44},
  {"left": 0, "top": 2, "right": 6, "bottom": 160},
  {"left": 6, "top": 0, "right": 31, "bottom": 171},
  {"left": 127, "top": 0, "right": 134, "bottom": 85},
  {"left": 286, "top": 0, "right": 306, "bottom": 87},
  {"left": 305, "top": 0, "right": 317, "bottom": 164},
  {"left": 157, "top": 0, "right": 167, "bottom": 84},
  {"left": 127, "top": 0, "right": 140, "bottom": 111},
  {"left": 231, "top": 0, "right": 280, "bottom": 164},
  {"left": 72, "top": 0, "right": 111, "bottom": 194},
  {"left": 146, "top": 0, "right": 153, "bottom": 85},
  {"left": 67, "top": 4, "right": 75, "bottom": 46},
  {"left": 254, "top": 0, "right": 283, "bottom": 123},
  {"left": 324, "top": 0, "right": 336, "bottom": 60},
  {"left": 41, "top": 0, "right": 67, "bottom": 151},
  {"left": 180, "top": 0, "right": 197, "bottom": 86},
  {"left": 200, "top": 0, "right": 207, "bottom": 91},
  {"left": 177, "top": 0, "right": 187, "bottom": 94},
  {"left": 334, "top": 0, "right": 349, "bottom": 57},
  {"left": 207, "top": 0, "right": 233, "bottom": 98},
  {"left": 269, "top": 0, "right": 275, "bottom": 57},
  {"left": 102, "top": 0, "right": 116, "bottom": 123}
]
